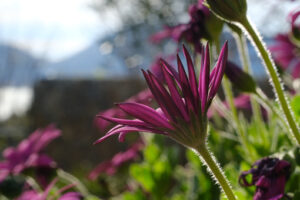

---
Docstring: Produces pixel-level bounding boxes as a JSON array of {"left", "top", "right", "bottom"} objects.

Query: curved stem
[
  {"left": 57, "top": 169, "right": 89, "bottom": 196},
  {"left": 240, "top": 17, "right": 300, "bottom": 144},
  {"left": 194, "top": 145, "right": 237, "bottom": 200}
]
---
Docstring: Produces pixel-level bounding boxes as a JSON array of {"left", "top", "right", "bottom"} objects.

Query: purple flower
[
  {"left": 150, "top": 1, "right": 210, "bottom": 53},
  {"left": 95, "top": 42, "right": 228, "bottom": 148},
  {"left": 0, "top": 125, "right": 61, "bottom": 182},
  {"left": 88, "top": 140, "right": 144, "bottom": 180},
  {"left": 239, "top": 157, "right": 291, "bottom": 200},
  {"left": 290, "top": 10, "right": 300, "bottom": 39},
  {"left": 270, "top": 10, "right": 300, "bottom": 79}
]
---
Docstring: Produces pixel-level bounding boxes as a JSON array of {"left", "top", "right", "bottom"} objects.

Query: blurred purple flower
[
  {"left": 270, "top": 10, "right": 300, "bottom": 79},
  {"left": 270, "top": 34, "right": 300, "bottom": 79},
  {"left": 290, "top": 10, "right": 300, "bottom": 38},
  {"left": 95, "top": 42, "right": 228, "bottom": 148},
  {"left": 239, "top": 157, "right": 291, "bottom": 200},
  {"left": 0, "top": 125, "right": 61, "bottom": 182},
  {"left": 88, "top": 140, "right": 144, "bottom": 180},
  {"left": 150, "top": 1, "right": 210, "bottom": 53}
]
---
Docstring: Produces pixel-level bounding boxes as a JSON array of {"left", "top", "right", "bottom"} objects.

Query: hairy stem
[
  {"left": 194, "top": 145, "right": 237, "bottom": 200},
  {"left": 240, "top": 17, "right": 300, "bottom": 144}
]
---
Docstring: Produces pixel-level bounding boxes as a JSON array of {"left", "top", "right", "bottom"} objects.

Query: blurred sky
[
  {"left": 0, "top": 0, "right": 299, "bottom": 62},
  {"left": 0, "top": 0, "right": 121, "bottom": 61}
]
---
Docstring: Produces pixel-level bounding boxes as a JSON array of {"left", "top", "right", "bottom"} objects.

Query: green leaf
[
  {"left": 291, "top": 95, "right": 300, "bottom": 124},
  {"left": 130, "top": 164, "right": 155, "bottom": 192}
]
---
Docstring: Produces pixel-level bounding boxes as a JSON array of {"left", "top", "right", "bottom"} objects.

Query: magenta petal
[
  {"left": 162, "top": 66, "right": 190, "bottom": 121},
  {"left": 209, "top": 41, "right": 228, "bottom": 99},
  {"left": 94, "top": 126, "right": 165, "bottom": 144},
  {"left": 148, "top": 72, "right": 182, "bottom": 120},
  {"left": 177, "top": 55, "right": 195, "bottom": 112},
  {"left": 183, "top": 45, "right": 198, "bottom": 101},
  {"left": 199, "top": 44, "right": 210, "bottom": 113},
  {"left": 142, "top": 70, "right": 175, "bottom": 121},
  {"left": 118, "top": 102, "right": 172, "bottom": 129},
  {"left": 160, "top": 58, "right": 180, "bottom": 82},
  {"left": 97, "top": 116, "right": 152, "bottom": 128}
]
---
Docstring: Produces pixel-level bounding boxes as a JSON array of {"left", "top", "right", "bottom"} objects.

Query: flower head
[
  {"left": 95, "top": 42, "right": 228, "bottom": 148},
  {"left": 0, "top": 125, "right": 61, "bottom": 182},
  {"left": 150, "top": 1, "right": 222, "bottom": 53},
  {"left": 239, "top": 157, "right": 291, "bottom": 200}
]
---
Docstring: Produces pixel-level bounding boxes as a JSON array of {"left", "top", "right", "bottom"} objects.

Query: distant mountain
[
  {"left": 41, "top": 25, "right": 161, "bottom": 79},
  {"left": 0, "top": 44, "right": 43, "bottom": 86}
]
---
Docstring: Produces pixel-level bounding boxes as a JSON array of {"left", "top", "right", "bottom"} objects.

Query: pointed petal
[
  {"left": 142, "top": 70, "right": 174, "bottom": 121},
  {"left": 118, "top": 102, "right": 173, "bottom": 129},
  {"left": 209, "top": 41, "right": 228, "bottom": 99},
  {"left": 94, "top": 125, "right": 165, "bottom": 144},
  {"left": 148, "top": 72, "right": 182, "bottom": 121},
  {"left": 162, "top": 66, "right": 190, "bottom": 121},
  {"left": 97, "top": 115, "right": 152, "bottom": 128},
  {"left": 199, "top": 44, "right": 210, "bottom": 113},
  {"left": 183, "top": 45, "right": 198, "bottom": 101},
  {"left": 177, "top": 55, "right": 196, "bottom": 112},
  {"left": 160, "top": 58, "right": 180, "bottom": 82}
]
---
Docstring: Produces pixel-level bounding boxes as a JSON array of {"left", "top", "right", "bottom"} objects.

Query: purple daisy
[
  {"left": 95, "top": 42, "right": 228, "bottom": 148},
  {"left": 150, "top": 0, "right": 211, "bottom": 53},
  {"left": 0, "top": 125, "right": 61, "bottom": 182},
  {"left": 239, "top": 157, "right": 291, "bottom": 200}
]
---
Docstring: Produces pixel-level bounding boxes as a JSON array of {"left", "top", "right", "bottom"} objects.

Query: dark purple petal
[
  {"left": 177, "top": 55, "right": 196, "bottom": 112},
  {"left": 142, "top": 69, "right": 175, "bottom": 121},
  {"left": 148, "top": 72, "right": 183, "bottom": 121},
  {"left": 97, "top": 116, "right": 153, "bottom": 128},
  {"left": 199, "top": 44, "right": 210, "bottom": 113},
  {"left": 94, "top": 125, "right": 166, "bottom": 144},
  {"left": 183, "top": 45, "right": 199, "bottom": 102},
  {"left": 209, "top": 41, "right": 228, "bottom": 99},
  {"left": 117, "top": 102, "right": 172, "bottom": 129},
  {"left": 161, "top": 66, "right": 190, "bottom": 121},
  {"left": 160, "top": 58, "right": 180, "bottom": 82}
]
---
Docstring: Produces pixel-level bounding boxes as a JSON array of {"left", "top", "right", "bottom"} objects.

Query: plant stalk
[
  {"left": 240, "top": 17, "right": 300, "bottom": 144},
  {"left": 194, "top": 145, "right": 237, "bottom": 200}
]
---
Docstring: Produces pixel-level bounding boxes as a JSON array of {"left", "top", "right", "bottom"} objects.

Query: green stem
[
  {"left": 240, "top": 17, "right": 300, "bottom": 144},
  {"left": 223, "top": 76, "right": 253, "bottom": 161},
  {"left": 235, "top": 34, "right": 268, "bottom": 144},
  {"left": 194, "top": 145, "right": 237, "bottom": 200},
  {"left": 57, "top": 169, "right": 89, "bottom": 196}
]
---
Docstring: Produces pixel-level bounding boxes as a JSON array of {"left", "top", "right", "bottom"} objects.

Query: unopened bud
[
  {"left": 225, "top": 61, "right": 256, "bottom": 93},
  {"left": 205, "top": 0, "right": 247, "bottom": 23}
]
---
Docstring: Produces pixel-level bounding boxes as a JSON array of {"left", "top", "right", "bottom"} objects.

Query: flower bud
[
  {"left": 205, "top": 0, "right": 247, "bottom": 23},
  {"left": 225, "top": 61, "right": 256, "bottom": 93}
]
